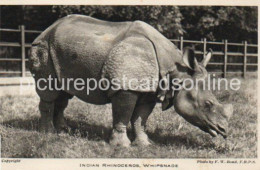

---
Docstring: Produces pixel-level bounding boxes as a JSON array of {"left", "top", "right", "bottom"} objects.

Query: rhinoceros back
[
  {"left": 29, "top": 15, "right": 180, "bottom": 104},
  {"left": 29, "top": 15, "right": 134, "bottom": 104}
]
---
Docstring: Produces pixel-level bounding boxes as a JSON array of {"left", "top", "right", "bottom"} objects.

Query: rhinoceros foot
[
  {"left": 39, "top": 118, "right": 56, "bottom": 133},
  {"left": 54, "top": 118, "right": 69, "bottom": 133},
  {"left": 109, "top": 129, "right": 131, "bottom": 147},
  {"left": 132, "top": 134, "right": 152, "bottom": 146}
]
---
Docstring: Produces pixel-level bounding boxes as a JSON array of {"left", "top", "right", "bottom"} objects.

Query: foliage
[
  {"left": 0, "top": 6, "right": 257, "bottom": 43},
  {"left": 180, "top": 6, "right": 257, "bottom": 43},
  {"left": 52, "top": 6, "right": 184, "bottom": 39}
]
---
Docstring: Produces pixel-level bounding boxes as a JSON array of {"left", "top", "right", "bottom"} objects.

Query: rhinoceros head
[{"left": 166, "top": 47, "right": 233, "bottom": 138}]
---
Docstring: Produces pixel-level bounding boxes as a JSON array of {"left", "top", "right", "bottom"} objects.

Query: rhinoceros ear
[{"left": 182, "top": 47, "right": 198, "bottom": 70}]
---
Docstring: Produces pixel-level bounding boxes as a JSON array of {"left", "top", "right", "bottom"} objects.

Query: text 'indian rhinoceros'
[{"left": 29, "top": 14, "right": 233, "bottom": 147}]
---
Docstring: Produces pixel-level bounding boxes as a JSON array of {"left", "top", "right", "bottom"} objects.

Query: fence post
[
  {"left": 223, "top": 40, "right": 228, "bottom": 78},
  {"left": 203, "top": 38, "right": 207, "bottom": 57},
  {"left": 20, "top": 25, "right": 26, "bottom": 77},
  {"left": 243, "top": 41, "right": 247, "bottom": 78},
  {"left": 180, "top": 36, "right": 183, "bottom": 51}
]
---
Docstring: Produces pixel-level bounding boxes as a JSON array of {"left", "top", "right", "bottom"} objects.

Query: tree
[
  {"left": 52, "top": 6, "right": 184, "bottom": 39},
  {"left": 180, "top": 6, "right": 257, "bottom": 43},
  {"left": 0, "top": 6, "right": 257, "bottom": 43}
]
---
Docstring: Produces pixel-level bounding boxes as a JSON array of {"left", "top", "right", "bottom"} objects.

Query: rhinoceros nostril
[{"left": 217, "top": 124, "right": 226, "bottom": 133}]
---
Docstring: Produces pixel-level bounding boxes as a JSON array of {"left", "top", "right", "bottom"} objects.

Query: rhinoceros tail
[{"left": 28, "top": 41, "right": 49, "bottom": 74}]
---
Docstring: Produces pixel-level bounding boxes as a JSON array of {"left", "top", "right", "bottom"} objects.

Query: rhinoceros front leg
[
  {"left": 110, "top": 91, "right": 139, "bottom": 147},
  {"left": 131, "top": 102, "right": 156, "bottom": 146}
]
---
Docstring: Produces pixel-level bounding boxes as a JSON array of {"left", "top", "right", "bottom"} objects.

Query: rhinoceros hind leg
[
  {"left": 53, "top": 91, "right": 73, "bottom": 132},
  {"left": 131, "top": 101, "right": 156, "bottom": 146},
  {"left": 110, "top": 91, "right": 139, "bottom": 147},
  {"left": 37, "top": 86, "right": 60, "bottom": 133},
  {"left": 39, "top": 99, "right": 56, "bottom": 133}
]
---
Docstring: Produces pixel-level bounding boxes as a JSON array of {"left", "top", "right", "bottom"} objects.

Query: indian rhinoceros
[{"left": 29, "top": 14, "right": 233, "bottom": 147}]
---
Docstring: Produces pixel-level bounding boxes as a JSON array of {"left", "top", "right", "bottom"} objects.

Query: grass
[{"left": 0, "top": 78, "right": 257, "bottom": 158}]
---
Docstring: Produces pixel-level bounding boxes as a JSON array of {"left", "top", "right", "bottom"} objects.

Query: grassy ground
[{"left": 0, "top": 78, "right": 257, "bottom": 158}]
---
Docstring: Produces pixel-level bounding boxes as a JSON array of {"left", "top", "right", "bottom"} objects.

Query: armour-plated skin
[{"left": 29, "top": 15, "right": 233, "bottom": 147}]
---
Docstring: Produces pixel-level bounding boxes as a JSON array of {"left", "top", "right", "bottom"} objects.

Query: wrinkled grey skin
[
  {"left": 172, "top": 49, "right": 233, "bottom": 139},
  {"left": 29, "top": 15, "right": 233, "bottom": 147}
]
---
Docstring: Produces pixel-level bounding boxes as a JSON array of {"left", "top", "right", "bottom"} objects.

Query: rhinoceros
[{"left": 29, "top": 14, "right": 233, "bottom": 147}]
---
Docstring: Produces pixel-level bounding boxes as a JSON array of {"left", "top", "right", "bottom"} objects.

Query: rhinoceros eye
[{"left": 205, "top": 100, "right": 213, "bottom": 107}]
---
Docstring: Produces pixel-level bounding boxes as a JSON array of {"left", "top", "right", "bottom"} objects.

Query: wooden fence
[
  {"left": 0, "top": 25, "right": 258, "bottom": 78},
  {"left": 0, "top": 26, "right": 41, "bottom": 77}
]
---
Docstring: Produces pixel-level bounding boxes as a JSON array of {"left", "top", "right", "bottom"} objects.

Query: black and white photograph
[{"left": 0, "top": 2, "right": 258, "bottom": 170}]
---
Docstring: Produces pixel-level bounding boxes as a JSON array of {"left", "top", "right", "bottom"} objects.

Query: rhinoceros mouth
[
  {"left": 199, "top": 121, "right": 227, "bottom": 138},
  {"left": 208, "top": 129, "right": 218, "bottom": 137},
  {"left": 207, "top": 124, "right": 227, "bottom": 138}
]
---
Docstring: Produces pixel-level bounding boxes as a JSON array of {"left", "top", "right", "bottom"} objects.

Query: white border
[{"left": 0, "top": 1, "right": 259, "bottom": 170}]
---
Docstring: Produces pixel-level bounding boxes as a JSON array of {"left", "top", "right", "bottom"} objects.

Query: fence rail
[
  {"left": 171, "top": 38, "right": 257, "bottom": 78},
  {"left": 0, "top": 25, "right": 258, "bottom": 78}
]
